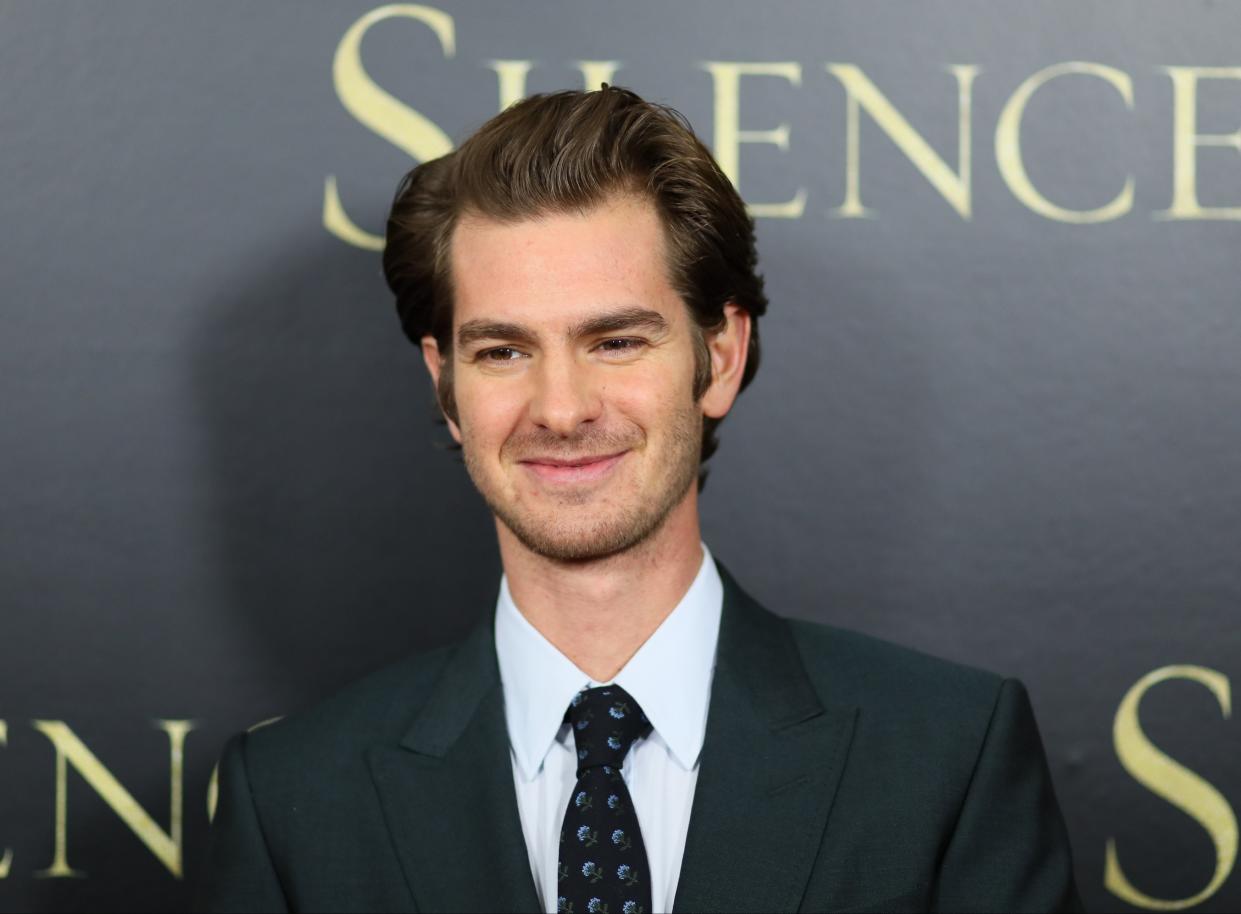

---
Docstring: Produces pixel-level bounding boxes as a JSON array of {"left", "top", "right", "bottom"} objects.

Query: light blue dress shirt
[{"left": 494, "top": 541, "right": 724, "bottom": 914}]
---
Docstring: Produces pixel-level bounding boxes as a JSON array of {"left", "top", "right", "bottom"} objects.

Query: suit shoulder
[
  {"left": 240, "top": 634, "right": 461, "bottom": 769},
  {"left": 784, "top": 615, "right": 1006, "bottom": 716}
]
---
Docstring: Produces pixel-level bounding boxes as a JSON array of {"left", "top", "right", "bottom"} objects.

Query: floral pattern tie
[{"left": 557, "top": 685, "right": 654, "bottom": 914}]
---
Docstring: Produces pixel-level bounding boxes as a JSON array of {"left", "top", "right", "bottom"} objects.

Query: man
[{"left": 199, "top": 86, "right": 1082, "bottom": 913}]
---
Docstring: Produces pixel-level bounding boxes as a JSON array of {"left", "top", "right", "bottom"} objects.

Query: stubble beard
[{"left": 461, "top": 402, "right": 703, "bottom": 563}]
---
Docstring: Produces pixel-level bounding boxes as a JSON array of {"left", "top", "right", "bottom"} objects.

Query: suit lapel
[
  {"left": 366, "top": 616, "right": 542, "bottom": 914},
  {"left": 363, "top": 560, "right": 857, "bottom": 914},
  {"left": 672, "top": 562, "right": 859, "bottom": 913}
]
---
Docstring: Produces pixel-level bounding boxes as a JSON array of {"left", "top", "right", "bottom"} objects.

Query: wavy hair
[{"left": 382, "top": 85, "right": 767, "bottom": 489}]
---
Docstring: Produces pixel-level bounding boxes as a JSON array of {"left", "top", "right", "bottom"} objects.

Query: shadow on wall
[
  {"left": 189, "top": 230, "right": 499, "bottom": 705},
  {"left": 700, "top": 233, "right": 937, "bottom": 641},
  {"left": 16, "top": 230, "right": 504, "bottom": 914}
]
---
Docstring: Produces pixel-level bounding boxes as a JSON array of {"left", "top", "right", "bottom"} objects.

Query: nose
[{"left": 527, "top": 350, "right": 603, "bottom": 436}]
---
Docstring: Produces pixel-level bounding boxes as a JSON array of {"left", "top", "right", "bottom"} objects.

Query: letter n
[
  {"left": 32, "top": 720, "right": 196, "bottom": 878},
  {"left": 827, "top": 64, "right": 978, "bottom": 219}
]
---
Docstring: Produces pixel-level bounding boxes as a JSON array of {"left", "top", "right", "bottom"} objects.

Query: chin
[{"left": 500, "top": 507, "right": 668, "bottom": 563}]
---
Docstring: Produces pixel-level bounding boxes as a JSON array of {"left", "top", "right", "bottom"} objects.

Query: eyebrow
[{"left": 456, "top": 306, "right": 670, "bottom": 349}]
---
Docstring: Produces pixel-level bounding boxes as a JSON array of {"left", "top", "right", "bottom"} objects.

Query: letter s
[
  {"left": 1106, "top": 665, "right": 1236, "bottom": 910},
  {"left": 324, "top": 4, "right": 456, "bottom": 249}
]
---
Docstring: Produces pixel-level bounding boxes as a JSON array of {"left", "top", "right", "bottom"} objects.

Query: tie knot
[{"left": 564, "top": 685, "right": 652, "bottom": 775}]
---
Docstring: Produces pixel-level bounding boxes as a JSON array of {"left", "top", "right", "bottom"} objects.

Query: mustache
[{"left": 504, "top": 429, "right": 639, "bottom": 462}]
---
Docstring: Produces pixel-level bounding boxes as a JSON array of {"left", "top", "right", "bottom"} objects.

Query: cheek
[
  {"left": 455, "top": 375, "right": 525, "bottom": 451},
  {"left": 605, "top": 364, "right": 692, "bottom": 428}
]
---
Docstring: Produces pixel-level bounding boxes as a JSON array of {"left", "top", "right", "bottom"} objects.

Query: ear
[
  {"left": 700, "top": 303, "right": 751, "bottom": 420},
  {"left": 420, "top": 334, "right": 463, "bottom": 444}
]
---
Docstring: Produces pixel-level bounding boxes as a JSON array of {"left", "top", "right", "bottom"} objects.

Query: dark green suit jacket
[{"left": 197, "top": 562, "right": 1082, "bottom": 913}]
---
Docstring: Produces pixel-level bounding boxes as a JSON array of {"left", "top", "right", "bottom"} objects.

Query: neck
[{"left": 497, "top": 491, "right": 705, "bottom": 683}]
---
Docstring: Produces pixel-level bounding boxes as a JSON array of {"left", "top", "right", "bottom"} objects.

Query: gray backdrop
[{"left": 2, "top": 2, "right": 1240, "bottom": 911}]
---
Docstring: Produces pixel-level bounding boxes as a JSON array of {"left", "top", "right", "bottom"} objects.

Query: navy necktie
[{"left": 557, "top": 685, "right": 654, "bottom": 914}]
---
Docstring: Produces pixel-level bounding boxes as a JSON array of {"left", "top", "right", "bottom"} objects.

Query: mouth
[{"left": 518, "top": 450, "right": 629, "bottom": 485}]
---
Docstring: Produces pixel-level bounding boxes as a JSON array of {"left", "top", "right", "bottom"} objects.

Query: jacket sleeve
[
  {"left": 194, "top": 731, "right": 291, "bottom": 914},
  {"left": 931, "top": 677, "right": 1084, "bottom": 913}
]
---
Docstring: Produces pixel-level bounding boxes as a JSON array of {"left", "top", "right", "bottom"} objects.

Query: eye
[
  {"left": 597, "top": 338, "right": 645, "bottom": 354},
  {"left": 480, "top": 347, "right": 526, "bottom": 362}
]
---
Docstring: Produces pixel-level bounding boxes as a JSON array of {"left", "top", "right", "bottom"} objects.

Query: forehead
[{"left": 448, "top": 194, "right": 682, "bottom": 329}]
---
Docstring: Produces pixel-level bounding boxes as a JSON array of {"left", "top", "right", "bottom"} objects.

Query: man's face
[{"left": 422, "top": 194, "right": 707, "bottom": 562}]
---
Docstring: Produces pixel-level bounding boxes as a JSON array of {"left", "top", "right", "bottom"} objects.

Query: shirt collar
[{"left": 494, "top": 541, "right": 723, "bottom": 782}]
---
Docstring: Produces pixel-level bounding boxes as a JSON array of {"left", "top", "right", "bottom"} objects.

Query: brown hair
[{"left": 382, "top": 85, "right": 767, "bottom": 488}]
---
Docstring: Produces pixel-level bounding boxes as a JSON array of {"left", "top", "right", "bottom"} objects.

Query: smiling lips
[{"left": 519, "top": 451, "right": 628, "bottom": 484}]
